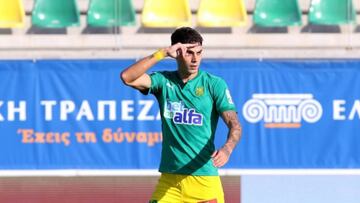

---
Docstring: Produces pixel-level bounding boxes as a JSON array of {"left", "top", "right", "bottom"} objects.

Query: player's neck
[{"left": 177, "top": 69, "right": 198, "bottom": 84}]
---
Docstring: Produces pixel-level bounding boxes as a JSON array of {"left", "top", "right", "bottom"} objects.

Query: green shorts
[{"left": 150, "top": 173, "right": 224, "bottom": 203}]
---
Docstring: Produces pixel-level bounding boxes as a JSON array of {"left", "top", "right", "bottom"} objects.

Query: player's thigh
[
  {"left": 150, "top": 173, "right": 182, "bottom": 203},
  {"left": 182, "top": 175, "right": 224, "bottom": 203}
]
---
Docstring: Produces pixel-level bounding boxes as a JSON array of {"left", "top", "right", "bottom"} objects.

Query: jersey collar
[{"left": 175, "top": 70, "right": 203, "bottom": 88}]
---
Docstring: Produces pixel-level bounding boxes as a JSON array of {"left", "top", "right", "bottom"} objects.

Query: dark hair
[{"left": 171, "top": 27, "right": 203, "bottom": 45}]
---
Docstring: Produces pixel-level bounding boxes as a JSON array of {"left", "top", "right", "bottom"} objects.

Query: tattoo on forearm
[
  {"left": 222, "top": 111, "right": 242, "bottom": 154},
  {"left": 221, "top": 145, "right": 231, "bottom": 156}
]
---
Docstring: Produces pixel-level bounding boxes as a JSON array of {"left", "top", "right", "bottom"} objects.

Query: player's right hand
[{"left": 165, "top": 43, "right": 198, "bottom": 59}]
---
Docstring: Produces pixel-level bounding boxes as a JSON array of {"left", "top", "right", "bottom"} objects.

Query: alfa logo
[
  {"left": 195, "top": 87, "right": 204, "bottom": 96},
  {"left": 164, "top": 100, "right": 203, "bottom": 126},
  {"left": 242, "top": 94, "right": 323, "bottom": 128}
]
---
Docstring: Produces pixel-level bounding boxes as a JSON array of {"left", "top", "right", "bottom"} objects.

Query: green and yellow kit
[{"left": 148, "top": 70, "right": 236, "bottom": 176}]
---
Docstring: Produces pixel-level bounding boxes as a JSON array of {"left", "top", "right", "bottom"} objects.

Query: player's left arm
[{"left": 212, "top": 110, "right": 242, "bottom": 168}]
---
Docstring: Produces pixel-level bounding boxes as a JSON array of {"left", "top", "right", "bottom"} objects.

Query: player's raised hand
[{"left": 165, "top": 43, "right": 198, "bottom": 59}]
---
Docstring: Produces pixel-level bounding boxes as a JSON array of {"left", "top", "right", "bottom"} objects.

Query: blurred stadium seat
[
  {"left": 253, "top": 0, "right": 302, "bottom": 27},
  {"left": 32, "top": 0, "right": 80, "bottom": 28},
  {"left": 0, "top": 0, "right": 359, "bottom": 58},
  {"left": 87, "top": 0, "right": 136, "bottom": 27},
  {"left": 197, "top": 0, "right": 248, "bottom": 27},
  {"left": 308, "top": 0, "right": 356, "bottom": 25},
  {"left": 0, "top": 0, "right": 25, "bottom": 28},
  {"left": 141, "top": 0, "right": 192, "bottom": 28}
]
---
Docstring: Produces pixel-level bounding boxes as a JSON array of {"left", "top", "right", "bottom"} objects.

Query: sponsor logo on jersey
[
  {"left": 243, "top": 94, "right": 322, "bottom": 128},
  {"left": 164, "top": 100, "right": 203, "bottom": 126}
]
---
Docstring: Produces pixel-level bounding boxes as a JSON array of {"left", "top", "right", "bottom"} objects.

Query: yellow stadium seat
[
  {"left": 0, "top": 0, "right": 25, "bottom": 28},
  {"left": 197, "top": 0, "right": 247, "bottom": 27},
  {"left": 141, "top": 0, "right": 192, "bottom": 28}
]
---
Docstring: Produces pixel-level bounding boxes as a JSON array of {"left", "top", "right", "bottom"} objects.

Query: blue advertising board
[{"left": 0, "top": 59, "right": 360, "bottom": 169}]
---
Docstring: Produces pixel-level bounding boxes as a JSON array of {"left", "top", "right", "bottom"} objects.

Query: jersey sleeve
[
  {"left": 147, "top": 71, "right": 165, "bottom": 95},
  {"left": 212, "top": 78, "right": 237, "bottom": 113}
]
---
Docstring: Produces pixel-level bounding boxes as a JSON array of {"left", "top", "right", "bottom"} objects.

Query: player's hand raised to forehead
[{"left": 165, "top": 43, "right": 198, "bottom": 58}]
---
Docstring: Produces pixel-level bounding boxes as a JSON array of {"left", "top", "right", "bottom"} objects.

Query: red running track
[{"left": 0, "top": 176, "right": 240, "bottom": 203}]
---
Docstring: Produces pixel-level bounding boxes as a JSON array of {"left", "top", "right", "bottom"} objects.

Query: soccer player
[{"left": 120, "top": 27, "right": 242, "bottom": 203}]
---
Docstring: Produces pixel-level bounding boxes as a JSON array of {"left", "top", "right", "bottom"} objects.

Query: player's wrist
[
  {"left": 153, "top": 49, "right": 167, "bottom": 61},
  {"left": 220, "top": 145, "right": 232, "bottom": 156}
]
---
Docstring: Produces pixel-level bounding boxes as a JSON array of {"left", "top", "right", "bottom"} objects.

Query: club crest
[{"left": 195, "top": 87, "right": 204, "bottom": 96}]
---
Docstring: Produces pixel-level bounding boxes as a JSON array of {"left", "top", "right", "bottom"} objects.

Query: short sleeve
[
  {"left": 212, "top": 78, "right": 237, "bottom": 113},
  {"left": 147, "top": 71, "right": 165, "bottom": 95}
]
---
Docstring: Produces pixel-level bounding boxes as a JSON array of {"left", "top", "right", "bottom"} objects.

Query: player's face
[{"left": 180, "top": 45, "right": 203, "bottom": 75}]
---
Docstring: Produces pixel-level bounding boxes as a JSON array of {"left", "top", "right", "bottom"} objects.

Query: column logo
[{"left": 242, "top": 94, "right": 322, "bottom": 128}]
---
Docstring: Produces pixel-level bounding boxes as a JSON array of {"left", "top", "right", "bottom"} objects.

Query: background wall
[{"left": 242, "top": 175, "right": 360, "bottom": 203}]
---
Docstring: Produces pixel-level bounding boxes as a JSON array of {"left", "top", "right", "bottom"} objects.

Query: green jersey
[{"left": 148, "top": 70, "right": 236, "bottom": 175}]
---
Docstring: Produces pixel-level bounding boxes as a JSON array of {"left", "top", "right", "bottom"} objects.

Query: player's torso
[
  {"left": 158, "top": 71, "right": 214, "bottom": 129},
  {"left": 154, "top": 70, "right": 219, "bottom": 175}
]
